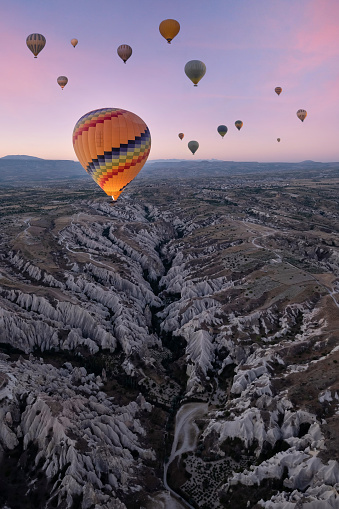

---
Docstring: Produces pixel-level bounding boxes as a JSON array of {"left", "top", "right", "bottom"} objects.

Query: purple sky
[{"left": 1, "top": 0, "right": 338, "bottom": 162}]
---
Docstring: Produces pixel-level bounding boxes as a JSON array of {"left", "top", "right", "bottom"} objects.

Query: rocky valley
[{"left": 0, "top": 163, "right": 338, "bottom": 508}]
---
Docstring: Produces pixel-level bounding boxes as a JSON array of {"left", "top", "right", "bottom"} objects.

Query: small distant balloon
[
  {"left": 277, "top": 138, "right": 281, "bottom": 142},
  {"left": 235, "top": 120, "right": 243, "bottom": 131},
  {"left": 159, "top": 19, "right": 180, "bottom": 44},
  {"left": 297, "top": 109, "right": 307, "bottom": 122},
  {"left": 71, "top": 39, "right": 78, "bottom": 48},
  {"left": 178, "top": 133, "right": 184, "bottom": 140},
  {"left": 184, "top": 60, "right": 206, "bottom": 87},
  {"left": 26, "top": 33, "right": 46, "bottom": 58},
  {"left": 57, "top": 76, "right": 68, "bottom": 90},
  {"left": 275, "top": 87, "right": 282, "bottom": 96},
  {"left": 217, "top": 125, "right": 228, "bottom": 138},
  {"left": 117, "top": 44, "right": 132, "bottom": 63},
  {"left": 188, "top": 141, "right": 199, "bottom": 155}
]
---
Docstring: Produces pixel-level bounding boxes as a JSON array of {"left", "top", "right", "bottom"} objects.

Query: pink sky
[{"left": 0, "top": 0, "right": 338, "bottom": 163}]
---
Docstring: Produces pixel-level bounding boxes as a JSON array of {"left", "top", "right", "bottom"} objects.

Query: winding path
[{"left": 147, "top": 402, "right": 208, "bottom": 509}]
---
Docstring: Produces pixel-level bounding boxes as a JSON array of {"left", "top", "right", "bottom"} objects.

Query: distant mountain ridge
[
  {"left": 0, "top": 155, "right": 44, "bottom": 161},
  {"left": 0, "top": 156, "right": 84, "bottom": 185},
  {"left": 0, "top": 155, "right": 338, "bottom": 187}
]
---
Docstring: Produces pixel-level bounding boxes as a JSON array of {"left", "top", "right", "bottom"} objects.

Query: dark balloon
[
  {"left": 188, "top": 140, "right": 199, "bottom": 155},
  {"left": 217, "top": 125, "right": 228, "bottom": 138}
]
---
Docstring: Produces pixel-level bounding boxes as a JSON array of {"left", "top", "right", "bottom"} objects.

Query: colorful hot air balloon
[
  {"left": 275, "top": 87, "right": 282, "bottom": 96},
  {"left": 217, "top": 125, "right": 228, "bottom": 138},
  {"left": 71, "top": 39, "right": 78, "bottom": 48},
  {"left": 26, "top": 33, "right": 46, "bottom": 58},
  {"left": 297, "top": 109, "right": 307, "bottom": 122},
  {"left": 277, "top": 138, "right": 281, "bottom": 142},
  {"left": 73, "top": 108, "right": 151, "bottom": 201},
  {"left": 159, "top": 19, "right": 180, "bottom": 44},
  {"left": 57, "top": 76, "right": 68, "bottom": 90},
  {"left": 188, "top": 141, "right": 199, "bottom": 155},
  {"left": 178, "top": 133, "right": 184, "bottom": 140},
  {"left": 117, "top": 44, "right": 132, "bottom": 63},
  {"left": 235, "top": 120, "right": 243, "bottom": 131},
  {"left": 184, "top": 60, "right": 206, "bottom": 87}
]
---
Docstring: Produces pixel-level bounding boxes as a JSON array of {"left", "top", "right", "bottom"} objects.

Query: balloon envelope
[
  {"left": 159, "top": 19, "right": 180, "bottom": 43},
  {"left": 184, "top": 60, "right": 206, "bottom": 86},
  {"left": 217, "top": 125, "right": 228, "bottom": 138},
  {"left": 71, "top": 38, "right": 78, "bottom": 48},
  {"left": 178, "top": 133, "right": 184, "bottom": 140},
  {"left": 72, "top": 108, "right": 151, "bottom": 201},
  {"left": 117, "top": 44, "right": 132, "bottom": 63},
  {"left": 26, "top": 33, "right": 46, "bottom": 58},
  {"left": 297, "top": 109, "right": 307, "bottom": 122},
  {"left": 57, "top": 76, "right": 68, "bottom": 89},
  {"left": 277, "top": 138, "right": 281, "bottom": 142},
  {"left": 235, "top": 120, "right": 243, "bottom": 131},
  {"left": 275, "top": 87, "right": 282, "bottom": 96},
  {"left": 188, "top": 141, "right": 199, "bottom": 155}
]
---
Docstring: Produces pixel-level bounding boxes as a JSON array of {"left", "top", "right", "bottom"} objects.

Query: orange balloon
[
  {"left": 159, "top": 19, "right": 180, "bottom": 44},
  {"left": 73, "top": 108, "right": 151, "bottom": 201},
  {"left": 178, "top": 133, "right": 184, "bottom": 140}
]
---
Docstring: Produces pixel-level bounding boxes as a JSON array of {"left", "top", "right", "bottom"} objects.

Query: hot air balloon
[
  {"left": 117, "top": 44, "right": 132, "bottom": 63},
  {"left": 73, "top": 108, "right": 151, "bottom": 201},
  {"left": 217, "top": 125, "right": 228, "bottom": 138},
  {"left": 71, "top": 39, "right": 78, "bottom": 48},
  {"left": 188, "top": 141, "right": 199, "bottom": 155},
  {"left": 235, "top": 120, "right": 243, "bottom": 131},
  {"left": 277, "top": 138, "right": 281, "bottom": 142},
  {"left": 275, "top": 87, "right": 282, "bottom": 96},
  {"left": 184, "top": 60, "right": 206, "bottom": 87},
  {"left": 159, "top": 19, "right": 180, "bottom": 44},
  {"left": 297, "top": 109, "right": 307, "bottom": 122},
  {"left": 57, "top": 76, "right": 68, "bottom": 90},
  {"left": 26, "top": 33, "right": 46, "bottom": 58},
  {"left": 178, "top": 133, "right": 184, "bottom": 140}
]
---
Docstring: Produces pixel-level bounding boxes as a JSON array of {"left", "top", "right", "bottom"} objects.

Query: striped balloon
[
  {"left": 72, "top": 108, "right": 151, "bottom": 201},
  {"left": 26, "top": 33, "right": 46, "bottom": 58},
  {"left": 117, "top": 44, "right": 132, "bottom": 63},
  {"left": 57, "top": 76, "right": 68, "bottom": 90},
  {"left": 297, "top": 109, "right": 307, "bottom": 122}
]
